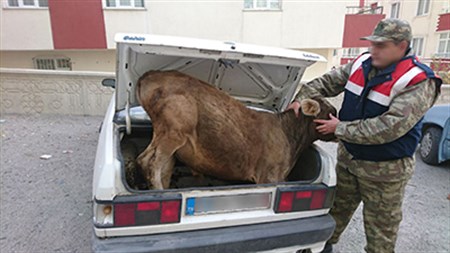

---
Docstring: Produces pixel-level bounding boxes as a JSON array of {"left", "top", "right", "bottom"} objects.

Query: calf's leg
[{"left": 137, "top": 133, "right": 186, "bottom": 190}]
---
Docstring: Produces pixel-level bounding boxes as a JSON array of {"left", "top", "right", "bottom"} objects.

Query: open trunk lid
[{"left": 114, "top": 33, "right": 326, "bottom": 113}]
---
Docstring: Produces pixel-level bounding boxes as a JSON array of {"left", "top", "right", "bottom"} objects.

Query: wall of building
[
  {"left": 145, "top": 1, "right": 244, "bottom": 44},
  {"left": 103, "top": 8, "right": 150, "bottom": 49},
  {"left": 104, "top": 0, "right": 354, "bottom": 49},
  {"left": 279, "top": 0, "right": 351, "bottom": 49},
  {"left": 0, "top": 50, "right": 116, "bottom": 72},
  {"left": 0, "top": 7, "right": 53, "bottom": 50},
  {"left": 0, "top": 0, "right": 358, "bottom": 81},
  {"left": 2, "top": 68, "right": 447, "bottom": 116}
]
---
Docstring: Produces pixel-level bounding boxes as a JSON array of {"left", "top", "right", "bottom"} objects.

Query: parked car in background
[{"left": 419, "top": 104, "right": 450, "bottom": 165}]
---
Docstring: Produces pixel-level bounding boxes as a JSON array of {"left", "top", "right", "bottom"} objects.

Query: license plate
[{"left": 185, "top": 193, "right": 272, "bottom": 216}]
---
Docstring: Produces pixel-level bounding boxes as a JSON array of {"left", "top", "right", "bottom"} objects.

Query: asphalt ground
[{"left": 0, "top": 114, "right": 449, "bottom": 253}]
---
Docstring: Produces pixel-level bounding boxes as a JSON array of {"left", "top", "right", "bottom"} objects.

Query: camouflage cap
[{"left": 361, "top": 18, "right": 412, "bottom": 43}]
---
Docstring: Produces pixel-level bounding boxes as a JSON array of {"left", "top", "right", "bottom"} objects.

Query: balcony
[
  {"left": 437, "top": 12, "right": 450, "bottom": 32},
  {"left": 48, "top": 0, "right": 107, "bottom": 49},
  {"left": 342, "top": 5, "right": 385, "bottom": 48}
]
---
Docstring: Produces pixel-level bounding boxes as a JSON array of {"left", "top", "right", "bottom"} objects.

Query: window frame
[
  {"left": 411, "top": 37, "right": 425, "bottom": 57},
  {"left": 390, "top": 2, "right": 400, "bottom": 19},
  {"left": 435, "top": 32, "right": 450, "bottom": 58},
  {"left": 416, "top": 0, "right": 430, "bottom": 16},
  {"left": 104, "top": 0, "right": 145, "bottom": 9},
  {"left": 441, "top": 1, "right": 450, "bottom": 14},
  {"left": 5, "top": 0, "right": 48, "bottom": 8},
  {"left": 243, "top": 0, "right": 282, "bottom": 11}
]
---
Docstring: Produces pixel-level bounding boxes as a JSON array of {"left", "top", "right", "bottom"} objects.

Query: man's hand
[
  {"left": 314, "top": 113, "right": 340, "bottom": 135},
  {"left": 285, "top": 101, "right": 301, "bottom": 118}
]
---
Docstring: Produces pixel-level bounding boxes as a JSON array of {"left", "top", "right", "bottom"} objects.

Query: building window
[
  {"left": 442, "top": 1, "right": 449, "bottom": 14},
  {"left": 33, "top": 57, "right": 72, "bottom": 71},
  {"left": 7, "top": 0, "right": 47, "bottom": 7},
  {"left": 416, "top": 0, "right": 430, "bottom": 16},
  {"left": 390, "top": 2, "right": 400, "bottom": 18},
  {"left": 436, "top": 32, "right": 450, "bottom": 58},
  {"left": 244, "top": 0, "right": 281, "bottom": 10},
  {"left": 411, "top": 37, "right": 424, "bottom": 56},
  {"left": 105, "top": 0, "right": 144, "bottom": 8},
  {"left": 343, "top": 48, "right": 361, "bottom": 57}
]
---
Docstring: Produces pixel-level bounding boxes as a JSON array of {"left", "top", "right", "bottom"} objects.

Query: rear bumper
[{"left": 92, "top": 215, "right": 335, "bottom": 253}]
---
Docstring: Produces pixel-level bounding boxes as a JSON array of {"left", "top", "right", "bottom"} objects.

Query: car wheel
[{"left": 419, "top": 127, "right": 442, "bottom": 165}]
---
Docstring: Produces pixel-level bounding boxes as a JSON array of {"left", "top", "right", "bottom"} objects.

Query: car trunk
[
  {"left": 93, "top": 34, "right": 335, "bottom": 238},
  {"left": 94, "top": 118, "right": 333, "bottom": 238},
  {"left": 117, "top": 122, "right": 323, "bottom": 192}
]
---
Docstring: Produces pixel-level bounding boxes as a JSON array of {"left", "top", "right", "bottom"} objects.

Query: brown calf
[{"left": 136, "top": 70, "right": 336, "bottom": 189}]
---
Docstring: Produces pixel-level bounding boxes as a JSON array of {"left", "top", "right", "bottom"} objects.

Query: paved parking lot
[{"left": 0, "top": 114, "right": 449, "bottom": 253}]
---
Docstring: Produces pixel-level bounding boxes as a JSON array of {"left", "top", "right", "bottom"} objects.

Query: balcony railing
[
  {"left": 346, "top": 6, "right": 383, "bottom": 15},
  {"left": 437, "top": 13, "right": 450, "bottom": 32},
  {"left": 433, "top": 53, "right": 450, "bottom": 59}
]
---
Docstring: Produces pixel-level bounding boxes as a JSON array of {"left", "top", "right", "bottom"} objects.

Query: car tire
[{"left": 419, "top": 126, "right": 442, "bottom": 165}]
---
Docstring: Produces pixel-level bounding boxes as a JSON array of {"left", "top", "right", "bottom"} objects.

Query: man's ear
[{"left": 399, "top": 40, "right": 409, "bottom": 52}]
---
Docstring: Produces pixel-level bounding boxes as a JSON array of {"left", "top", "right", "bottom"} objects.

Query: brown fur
[{"left": 136, "top": 70, "right": 336, "bottom": 189}]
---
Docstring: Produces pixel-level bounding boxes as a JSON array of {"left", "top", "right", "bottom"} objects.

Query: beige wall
[
  {"left": 0, "top": 7, "right": 53, "bottom": 50},
  {"left": 104, "top": 0, "right": 356, "bottom": 49},
  {"left": 0, "top": 50, "right": 116, "bottom": 72},
  {"left": 145, "top": 1, "right": 243, "bottom": 43},
  {"left": 238, "top": 0, "right": 351, "bottom": 48},
  {"left": 103, "top": 9, "right": 150, "bottom": 49},
  {"left": 279, "top": 1, "right": 352, "bottom": 49},
  {"left": 241, "top": 11, "right": 283, "bottom": 47},
  {"left": 2, "top": 68, "right": 447, "bottom": 116}
]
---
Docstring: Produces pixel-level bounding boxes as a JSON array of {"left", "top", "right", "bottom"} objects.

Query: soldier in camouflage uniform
[{"left": 287, "top": 19, "right": 442, "bottom": 253}]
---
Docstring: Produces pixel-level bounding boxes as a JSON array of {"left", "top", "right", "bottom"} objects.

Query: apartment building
[{"left": 0, "top": 0, "right": 358, "bottom": 81}]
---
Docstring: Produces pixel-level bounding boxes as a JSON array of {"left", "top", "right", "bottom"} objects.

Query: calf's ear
[{"left": 300, "top": 99, "right": 321, "bottom": 117}]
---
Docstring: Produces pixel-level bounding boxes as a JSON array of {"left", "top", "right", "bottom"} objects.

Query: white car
[{"left": 92, "top": 33, "right": 337, "bottom": 253}]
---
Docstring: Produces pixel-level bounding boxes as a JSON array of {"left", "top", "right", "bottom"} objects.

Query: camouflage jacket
[{"left": 295, "top": 51, "right": 440, "bottom": 182}]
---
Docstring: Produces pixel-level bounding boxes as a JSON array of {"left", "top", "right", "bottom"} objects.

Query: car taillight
[
  {"left": 112, "top": 198, "right": 181, "bottom": 227},
  {"left": 277, "top": 192, "right": 295, "bottom": 212},
  {"left": 114, "top": 203, "right": 136, "bottom": 226},
  {"left": 274, "top": 186, "right": 335, "bottom": 213},
  {"left": 160, "top": 201, "right": 181, "bottom": 223}
]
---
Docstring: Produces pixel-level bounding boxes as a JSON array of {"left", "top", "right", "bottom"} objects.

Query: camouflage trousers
[{"left": 328, "top": 164, "right": 410, "bottom": 253}]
